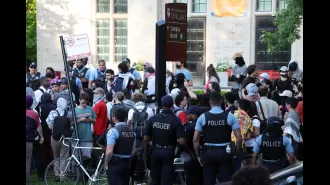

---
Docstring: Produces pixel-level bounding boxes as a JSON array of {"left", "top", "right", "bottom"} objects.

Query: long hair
[{"left": 207, "top": 64, "right": 220, "bottom": 82}]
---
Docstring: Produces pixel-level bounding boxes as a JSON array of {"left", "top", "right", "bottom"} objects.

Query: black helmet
[{"left": 266, "top": 117, "right": 282, "bottom": 135}]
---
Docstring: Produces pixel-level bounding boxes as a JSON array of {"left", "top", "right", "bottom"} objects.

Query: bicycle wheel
[
  {"left": 44, "top": 157, "right": 80, "bottom": 185},
  {"left": 88, "top": 164, "right": 108, "bottom": 185}
]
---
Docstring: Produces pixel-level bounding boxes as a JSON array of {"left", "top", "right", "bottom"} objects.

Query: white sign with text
[{"left": 64, "top": 33, "right": 91, "bottom": 60}]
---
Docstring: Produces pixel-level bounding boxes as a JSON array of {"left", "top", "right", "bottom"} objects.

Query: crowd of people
[{"left": 26, "top": 53, "right": 303, "bottom": 185}]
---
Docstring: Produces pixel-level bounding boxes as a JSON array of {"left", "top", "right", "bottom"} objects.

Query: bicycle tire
[
  {"left": 44, "top": 157, "right": 80, "bottom": 185},
  {"left": 88, "top": 164, "right": 108, "bottom": 185}
]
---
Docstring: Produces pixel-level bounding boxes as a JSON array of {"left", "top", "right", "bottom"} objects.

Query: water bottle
[{"left": 226, "top": 145, "right": 231, "bottom": 154}]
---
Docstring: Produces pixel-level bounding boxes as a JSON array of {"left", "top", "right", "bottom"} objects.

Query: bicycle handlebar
[{"left": 62, "top": 137, "right": 80, "bottom": 147}]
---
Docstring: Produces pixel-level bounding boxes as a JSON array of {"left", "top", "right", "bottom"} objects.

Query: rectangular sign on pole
[
  {"left": 64, "top": 33, "right": 91, "bottom": 60},
  {"left": 165, "top": 3, "right": 187, "bottom": 62}
]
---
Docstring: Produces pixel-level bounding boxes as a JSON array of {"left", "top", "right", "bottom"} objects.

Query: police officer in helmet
[
  {"left": 143, "top": 95, "right": 186, "bottom": 185},
  {"left": 105, "top": 107, "right": 136, "bottom": 185},
  {"left": 251, "top": 116, "right": 296, "bottom": 173},
  {"left": 193, "top": 91, "right": 243, "bottom": 185}
]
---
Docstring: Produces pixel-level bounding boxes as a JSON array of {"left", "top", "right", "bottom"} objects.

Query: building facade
[{"left": 37, "top": 0, "right": 303, "bottom": 87}]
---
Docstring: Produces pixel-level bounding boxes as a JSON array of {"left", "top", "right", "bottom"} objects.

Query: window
[
  {"left": 255, "top": 16, "right": 291, "bottom": 70},
  {"left": 96, "top": 20, "right": 111, "bottom": 63},
  {"left": 192, "top": 0, "right": 207, "bottom": 13},
  {"left": 114, "top": 20, "right": 127, "bottom": 63},
  {"left": 187, "top": 18, "right": 205, "bottom": 86},
  {"left": 277, "top": 0, "right": 288, "bottom": 10},
  {"left": 257, "top": 0, "right": 272, "bottom": 12},
  {"left": 96, "top": 0, "right": 110, "bottom": 13},
  {"left": 114, "top": 0, "right": 127, "bottom": 13}
]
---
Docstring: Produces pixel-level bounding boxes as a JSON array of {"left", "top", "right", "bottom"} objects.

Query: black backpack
[
  {"left": 52, "top": 110, "right": 72, "bottom": 140},
  {"left": 131, "top": 106, "right": 148, "bottom": 151},
  {"left": 257, "top": 101, "right": 268, "bottom": 134}
]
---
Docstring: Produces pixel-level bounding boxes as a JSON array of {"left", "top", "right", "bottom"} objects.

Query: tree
[
  {"left": 261, "top": 0, "right": 303, "bottom": 52},
  {"left": 26, "top": 0, "right": 37, "bottom": 63}
]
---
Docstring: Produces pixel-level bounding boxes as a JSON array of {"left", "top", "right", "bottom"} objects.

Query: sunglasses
[{"left": 30, "top": 66, "right": 36, "bottom": 69}]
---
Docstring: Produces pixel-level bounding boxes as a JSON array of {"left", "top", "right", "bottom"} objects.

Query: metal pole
[{"left": 59, "top": 36, "right": 86, "bottom": 185}]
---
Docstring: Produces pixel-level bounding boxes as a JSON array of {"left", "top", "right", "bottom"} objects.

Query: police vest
[
  {"left": 113, "top": 125, "right": 135, "bottom": 156},
  {"left": 95, "top": 70, "right": 106, "bottom": 88},
  {"left": 203, "top": 111, "right": 231, "bottom": 144},
  {"left": 151, "top": 113, "right": 177, "bottom": 147},
  {"left": 260, "top": 134, "right": 285, "bottom": 160},
  {"left": 73, "top": 67, "right": 89, "bottom": 89},
  {"left": 27, "top": 72, "right": 41, "bottom": 91}
]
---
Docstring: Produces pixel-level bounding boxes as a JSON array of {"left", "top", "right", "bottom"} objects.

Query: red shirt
[
  {"left": 93, "top": 101, "right": 108, "bottom": 136},
  {"left": 26, "top": 109, "right": 40, "bottom": 128},
  {"left": 296, "top": 101, "right": 303, "bottom": 125}
]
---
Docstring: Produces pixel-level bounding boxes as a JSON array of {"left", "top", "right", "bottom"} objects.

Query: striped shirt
[
  {"left": 255, "top": 97, "right": 281, "bottom": 120},
  {"left": 231, "top": 64, "right": 247, "bottom": 90}
]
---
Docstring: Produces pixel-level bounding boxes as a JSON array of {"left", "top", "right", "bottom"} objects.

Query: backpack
[
  {"left": 52, "top": 110, "right": 72, "bottom": 140},
  {"left": 111, "top": 75, "right": 133, "bottom": 92},
  {"left": 257, "top": 101, "right": 268, "bottom": 134},
  {"left": 35, "top": 88, "right": 47, "bottom": 115},
  {"left": 131, "top": 106, "right": 148, "bottom": 145}
]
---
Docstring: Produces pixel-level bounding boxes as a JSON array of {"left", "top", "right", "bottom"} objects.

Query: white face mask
[{"left": 280, "top": 76, "right": 287, "bottom": 81}]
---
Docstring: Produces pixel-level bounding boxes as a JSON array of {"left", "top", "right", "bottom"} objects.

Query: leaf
[{"left": 26, "top": 0, "right": 37, "bottom": 63}]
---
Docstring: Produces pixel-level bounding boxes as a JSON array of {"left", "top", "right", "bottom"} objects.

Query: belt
[
  {"left": 155, "top": 144, "right": 173, "bottom": 148},
  {"left": 204, "top": 142, "right": 230, "bottom": 147}
]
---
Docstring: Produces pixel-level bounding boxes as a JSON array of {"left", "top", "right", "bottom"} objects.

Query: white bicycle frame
[{"left": 62, "top": 137, "right": 105, "bottom": 182}]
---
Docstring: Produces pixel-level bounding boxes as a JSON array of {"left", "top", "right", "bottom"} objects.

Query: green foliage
[
  {"left": 215, "top": 62, "right": 231, "bottom": 72},
  {"left": 261, "top": 0, "right": 303, "bottom": 52},
  {"left": 26, "top": 0, "right": 37, "bottom": 62},
  {"left": 132, "top": 61, "right": 144, "bottom": 71}
]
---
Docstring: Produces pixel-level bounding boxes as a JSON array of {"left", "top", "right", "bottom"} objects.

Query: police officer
[
  {"left": 72, "top": 58, "right": 90, "bottom": 89},
  {"left": 251, "top": 117, "right": 296, "bottom": 173},
  {"left": 105, "top": 107, "right": 136, "bottom": 185},
  {"left": 143, "top": 95, "right": 186, "bottom": 185},
  {"left": 89, "top": 60, "right": 107, "bottom": 89},
  {"left": 26, "top": 62, "right": 44, "bottom": 91},
  {"left": 193, "top": 91, "right": 242, "bottom": 185},
  {"left": 184, "top": 105, "right": 203, "bottom": 185}
]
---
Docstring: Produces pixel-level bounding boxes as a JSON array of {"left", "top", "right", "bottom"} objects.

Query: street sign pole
[{"left": 59, "top": 36, "right": 86, "bottom": 185}]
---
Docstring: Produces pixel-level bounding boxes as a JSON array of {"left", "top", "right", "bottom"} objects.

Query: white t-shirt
[
  {"left": 106, "top": 102, "right": 113, "bottom": 120},
  {"left": 127, "top": 105, "right": 154, "bottom": 122},
  {"left": 245, "top": 116, "right": 261, "bottom": 147}
]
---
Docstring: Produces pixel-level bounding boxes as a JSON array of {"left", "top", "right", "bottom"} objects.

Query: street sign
[
  {"left": 165, "top": 3, "right": 187, "bottom": 62},
  {"left": 64, "top": 33, "right": 91, "bottom": 60}
]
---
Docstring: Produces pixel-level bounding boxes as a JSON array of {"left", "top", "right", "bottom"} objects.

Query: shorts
[{"left": 74, "top": 141, "right": 93, "bottom": 158}]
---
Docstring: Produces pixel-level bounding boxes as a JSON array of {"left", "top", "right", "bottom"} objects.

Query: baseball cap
[
  {"left": 123, "top": 58, "right": 131, "bottom": 63},
  {"left": 246, "top": 83, "right": 258, "bottom": 95},
  {"left": 93, "top": 87, "right": 105, "bottom": 94},
  {"left": 146, "top": 67, "right": 155, "bottom": 73},
  {"left": 185, "top": 105, "right": 201, "bottom": 117},
  {"left": 29, "top": 62, "right": 37, "bottom": 67},
  {"left": 161, "top": 95, "right": 174, "bottom": 107},
  {"left": 280, "top": 66, "right": 288, "bottom": 72},
  {"left": 267, "top": 116, "right": 281, "bottom": 125},
  {"left": 114, "top": 91, "right": 125, "bottom": 101},
  {"left": 259, "top": 73, "right": 270, "bottom": 80},
  {"left": 279, "top": 90, "right": 293, "bottom": 97},
  {"left": 60, "top": 77, "right": 68, "bottom": 84}
]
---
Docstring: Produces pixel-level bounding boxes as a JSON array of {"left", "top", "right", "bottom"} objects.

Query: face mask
[
  {"left": 259, "top": 78, "right": 264, "bottom": 83},
  {"left": 176, "top": 65, "right": 181, "bottom": 69},
  {"left": 280, "top": 76, "right": 287, "bottom": 81}
]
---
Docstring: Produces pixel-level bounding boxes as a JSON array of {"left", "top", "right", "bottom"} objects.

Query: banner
[{"left": 211, "top": 0, "right": 247, "bottom": 17}]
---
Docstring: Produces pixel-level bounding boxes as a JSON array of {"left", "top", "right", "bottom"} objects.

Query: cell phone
[{"left": 85, "top": 116, "right": 90, "bottom": 119}]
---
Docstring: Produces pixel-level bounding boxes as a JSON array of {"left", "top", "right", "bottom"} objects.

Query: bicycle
[{"left": 44, "top": 137, "right": 107, "bottom": 185}]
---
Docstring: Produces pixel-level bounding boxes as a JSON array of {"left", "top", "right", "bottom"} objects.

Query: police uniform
[
  {"left": 252, "top": 117, "right": 294, "bottom": 173},
  {"left": 90, "top": 69, "right": 107, "bottom": 89},
  {"left": 144, "top": 95, "right": 185, "bottom": 185},
  {"left": 195, "top": 105, "right": 240, "bottom": 184},
  {"left": 26, "top": 62, "right": 44, "bottom": 91},
  {"left": 106, "top": 122, "right": 136, "bottom": 185},
  {"left": 72, "top": 66, "right": 90, "bottom": 89}
]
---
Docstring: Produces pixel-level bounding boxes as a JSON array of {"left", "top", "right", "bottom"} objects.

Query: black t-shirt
[
  {"left": 97, "top": 129, "right": 109, "bottom": 146},
  {"left": 183, "top": 120, "right": 196, "bottom": 151},
  {"left": 242, "top": 76, "right": 257, "bottom": 89}
]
